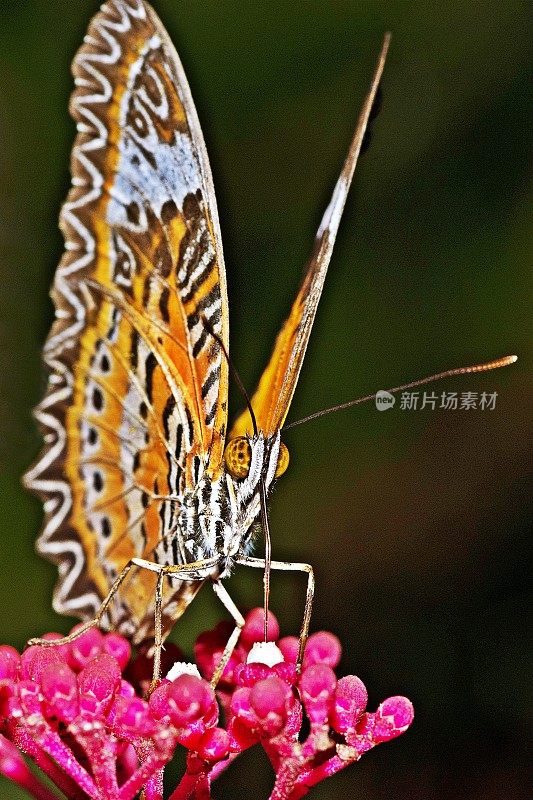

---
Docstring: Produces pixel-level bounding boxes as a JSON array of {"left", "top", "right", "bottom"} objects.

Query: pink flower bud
[
  {"left": 230, "top": 678, "right": 272, "bottom": 749},
  {"left": 372, "top": 696, "right": 414, "bottom": 742},
  {"left": 164, "top": 674, "right": 217, "bottom": 728},
  {"left": 299, "top": 664, "right": 337, "bottom": 725},
  {"left": 250, "top": 676, "right": 290, "bottom": 719},
  {"left": 242, "top": 608, "right": 280, "bottom": 645},
  {"left": 68, "top": 627, "right": 104, "bottom": 671},
  {"left": 249, "top": 676, "right": 292, "bottom": 736},
  {"left": 20, "top": 645, "right": 63, "bottom": 682},
  {"left": 112, "top": 696, "right": 153, "bottom": 738},
  {"left": 77, "top": 654, "right": 121, "bottom": 717},
  {"left": 103, "top": 633, "right": 131, "bottom": 670},
  {"left": 196, "top": 727, "right": 230, "bottom": 761},
  {"left": 40, "top": 662, "right": 79, "bottom": 723},
  {"left": 304, "top": 631, "right": 342, "bottom": 668},
  {"left": 330, "top": 675, "right": 368, "bottom": 733},
  {"left": 229, "top": 686, "right": 256, "bottom": 727},
  {"left": 277, "top": 636, "right": 299, "bottom": 664}
]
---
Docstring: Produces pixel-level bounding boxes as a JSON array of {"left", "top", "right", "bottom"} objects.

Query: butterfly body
[
  {"left": 154, "top": 431, "right": 281, "bottom": 573},
  {"left": 25, "top": 0, "right": 389, "bottom": 646}
]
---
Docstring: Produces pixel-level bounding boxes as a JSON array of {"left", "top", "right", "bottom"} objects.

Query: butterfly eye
[
  {"left": 275, "top": 442, "right": 290, "bottom": 478},
  {"left": 224, "top": 437, "right": 252, "bottom": 479}
]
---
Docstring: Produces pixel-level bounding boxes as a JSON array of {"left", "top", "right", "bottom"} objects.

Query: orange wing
[
  {"left": 230, "top": 35, "right": 390, "bottom": 439},
  {"left": 25, "top": 1, "right": 228, "bottom": 636}
]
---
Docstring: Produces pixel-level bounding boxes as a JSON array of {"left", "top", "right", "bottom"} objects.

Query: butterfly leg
[
  {"left": 209, "top": 580, "right": 245, "bottom": 688},
  {"left": 149, "top": 567, "right": 245, "bottom": 689},
  {"left": 27, "top": 559, "right": 137, "bottom": 647},
  {"left": 28, "top": 556, "right": 218, "bottom": 651},
  {"left": 151, "top": 568, "right": 166, "bottom": 692},
  {"left": 147, "top": 556, "right": 221, "bottom": 690},
  {"left": 236, "top": 556, "right": 315, "bottom": 669}
]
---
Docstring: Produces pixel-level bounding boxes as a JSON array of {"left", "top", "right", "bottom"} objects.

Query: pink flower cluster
[{"left": 0, "top": 610, "right": 413, "bottom": 799}]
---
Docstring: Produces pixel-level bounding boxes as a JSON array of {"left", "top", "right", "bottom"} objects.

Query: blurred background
[{"left": 0, "top": 1, "right": 530, "bottom": 798}]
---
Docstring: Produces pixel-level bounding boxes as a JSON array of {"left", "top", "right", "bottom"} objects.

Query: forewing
[
  {"left": 230, "top": 35, "right": 390, "bottom": 438},
  {"left": 24, "top": 0, "right": 228, "bottom": 637}
]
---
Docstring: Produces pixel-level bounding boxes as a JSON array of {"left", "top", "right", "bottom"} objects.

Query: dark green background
[{"left": 0, "top": 1, "right": 530, "bottom": 798}]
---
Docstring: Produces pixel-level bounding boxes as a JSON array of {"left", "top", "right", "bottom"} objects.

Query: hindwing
[{"left": 25, "top": 0, "right": 228, "bottom": 637}]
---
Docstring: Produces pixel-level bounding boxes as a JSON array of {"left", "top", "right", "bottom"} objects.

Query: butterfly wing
[
  {"left": 25, "top": 0, "right": 228, "bottom": 639},
  {"left": 230, "top": 35, "right": 390, "bottom": 439}
]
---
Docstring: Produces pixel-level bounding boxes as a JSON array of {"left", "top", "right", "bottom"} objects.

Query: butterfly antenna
[
  {"left": 284, "top": 355, "right": 517, "bottom": 429},
  {"left": 201, "top": 316, "right": 272, "bottom": 641}
]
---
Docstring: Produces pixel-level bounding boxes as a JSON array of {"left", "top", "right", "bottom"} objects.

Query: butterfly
[{"left": 24, "top": 0, "right": 390, "bottom": 680}]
